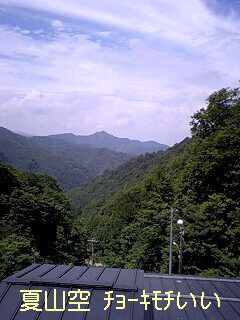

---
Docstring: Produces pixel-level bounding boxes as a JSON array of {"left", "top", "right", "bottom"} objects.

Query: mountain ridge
[
  {"left": 48, "top": 131, "right": 169, "bottom": 155},
  {"left": 0, "top": 127, "right": 131, "bottom": 190},
  {"left": 30, "top": 135, "right": 132, "bottom": 177}
]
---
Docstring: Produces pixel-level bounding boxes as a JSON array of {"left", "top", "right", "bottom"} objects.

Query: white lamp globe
[{"left": 177, "top": 219, "right": 184, "bottom": 225}]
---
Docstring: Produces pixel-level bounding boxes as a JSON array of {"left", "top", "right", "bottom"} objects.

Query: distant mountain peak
[
  {"left": 95, "top": 130, "right": 109, "bottom": 135},
  {"left": 94, "top": 131, "right": 115, "bottom": 138},
  {"left": 50, "top": 130, "right": 169, "bottom": 155}
]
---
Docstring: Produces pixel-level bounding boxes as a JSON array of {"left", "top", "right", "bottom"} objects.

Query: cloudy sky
[{"left": 0, "top": 0, "right": 239, "bottom": 145}]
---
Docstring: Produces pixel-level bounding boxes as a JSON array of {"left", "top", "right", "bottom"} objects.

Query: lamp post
[
  {"left": 169, "top": 208, "right": 179, "bottom": 274},
  {"left": 168, "top": 208, "right": 174, "bottom": 274},
  {"left": 177, "top": 219, "right": 184, "bottom": 275}
]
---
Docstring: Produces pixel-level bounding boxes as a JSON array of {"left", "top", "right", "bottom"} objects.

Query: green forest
[
  {"left": 0, "top": 86, "right": 239, "bottom": 280},
  {"left": 0, "top": 127, "right": 131, "bottom": 190},
  {"left": 70, "top": 87, "right": 240, "bottom": 277},
  {"left": 0, "top": 163, "right": 87, "bottom": 281}
]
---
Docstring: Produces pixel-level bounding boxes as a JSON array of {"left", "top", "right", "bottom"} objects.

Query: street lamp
[
  {"left": 173, "top": 241, "right": 178, "bottom": 248},
  {"left": 169, "top": 208, "right": 174, "bottom": 274},
  {"left": 177, "top": 219, "right": 184, "bottom": 275},
  {"left": 169, "top": 208, "right": 179, "bottom": 274},
  {"left": 177, "top": 219, "right": 183, "bottom": 226}
]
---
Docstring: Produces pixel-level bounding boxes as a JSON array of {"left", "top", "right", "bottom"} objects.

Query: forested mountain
[
  {"left": 69, "top": 87, "right": 240, "bottom": 277},
  {"left": 0, "top": 128, "right": 131, "bottom": 190},
  {"left": 31, "top": 136, "right": 131, "bottom": 177},
  {"left": 0, "top": 127, "right": 91, "bottom": 190},
  {"left": 69, "top": 138, "right": 189, "bottom": 215},
  {"left": 0, "top": 161, "right": 87, "bottom": 281},
  {"left": 49, "top": 131, "right": 169, "bottom": 155}
]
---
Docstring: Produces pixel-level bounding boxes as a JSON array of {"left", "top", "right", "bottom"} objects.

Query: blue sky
[{"left": 0, "top": 0, "right": 239, "bottom": 145}]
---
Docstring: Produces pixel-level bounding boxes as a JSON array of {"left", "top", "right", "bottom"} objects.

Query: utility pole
[
  {"left": 87, "top": 238, "right": 99, "bottom": 267},
  {"left": 168, "top": 208, "right": 174, "bottom": 274}
]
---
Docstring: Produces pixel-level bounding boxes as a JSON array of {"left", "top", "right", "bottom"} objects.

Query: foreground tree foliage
[
  {"left": 71, "top": 87, "right": 240, "bottom": 277},
  {"left": 0, "top": 163, "right": 87, "bottom": 281}
]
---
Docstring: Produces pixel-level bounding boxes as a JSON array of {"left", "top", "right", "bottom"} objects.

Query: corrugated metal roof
[
  {"left": 0, "top": 264, "right": 239, "bottom": 319},
  {"left": 144, "top": 273, "right": 240, "bottom": 319}
]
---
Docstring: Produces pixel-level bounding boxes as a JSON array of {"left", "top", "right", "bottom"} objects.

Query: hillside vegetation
[
  {"left": 0, "top": 162, "right": 87, "bottom": 281},
  {"left": 31, "top": 135, "right": 131, "bottom": 177},
  {"left": 69, "top": 87, "right": 240, "bottom": 277},
  {"left": 69, "top": 137, "right": 189, "bottom": 215},
  {"left": 0, "top": 128, "right": 131, "bottom": 190}
]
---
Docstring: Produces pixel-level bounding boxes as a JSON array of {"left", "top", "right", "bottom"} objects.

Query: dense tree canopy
[
  {"left": 0, "top": 162, "right": 87, "bottom": 281},
  {"left": 70, "top": 87, "right": 240, "bottom": 277},
  {"left": 190, "top": 88, "right": 240, "bottom": 138}
]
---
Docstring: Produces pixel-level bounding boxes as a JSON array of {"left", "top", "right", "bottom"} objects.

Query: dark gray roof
[
  {"left": 144, "top": 273, "right": 240, "bottom": 319},
  {"left": 0, "top": 264, "right": 240, "bottom": 319}
]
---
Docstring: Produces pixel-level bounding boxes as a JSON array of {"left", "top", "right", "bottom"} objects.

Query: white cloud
[
  {"left": 51, "top": 19, "right": 66, "bottom": 31},
  {"left": 0, "top": 0, "right": 239, "bottom": 144},
  {"left": 33, "top": 29, "right": 44, "bottom": 35},
  {"left": 95, "top": 31, "right": 113, "bottom": 38},
  {"left": 1, "top": 0, "right": 239, "bottom": 40}
]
